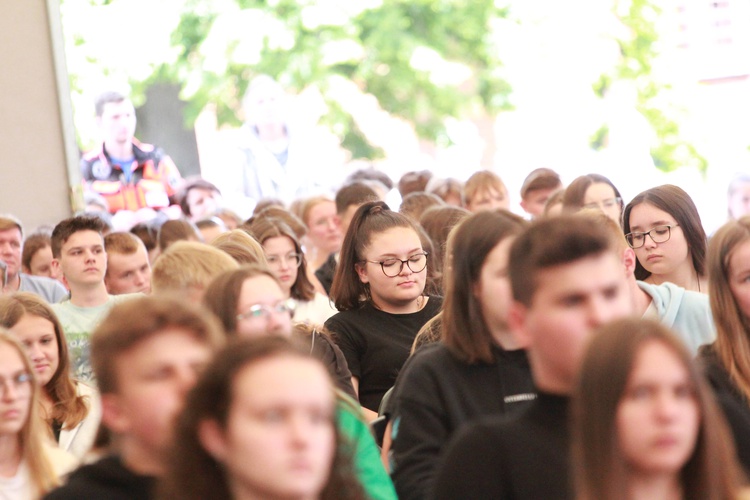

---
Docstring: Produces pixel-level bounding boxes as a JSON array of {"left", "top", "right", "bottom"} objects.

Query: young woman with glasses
[
  {"left": 0, "top": 330, "right": 77, "bottom": 498},
  {"left": 246, "top": 216, "right": 337, "bottom": 326},
  {"left": 0, "top": 293, "right": 100, "bottom": 460},
  {"left": 562, "top": 173, "right": 624, "bottom": 225},
  {"left": 202, "top": 267, "right": 398, "bottom": 500},
  {"left": 623, "top": 184, "right": 707, "bottom": 293},
  {"left": 326, "top": 201, "right": 442, "bottom": 420}
]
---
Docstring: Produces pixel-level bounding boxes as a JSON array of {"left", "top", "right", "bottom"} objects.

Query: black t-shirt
[
  {"left": 390, "top": 342, "right": 536, "bottom": 500},
  {"left": 434, "top": 392, "right": 571, "bottom": 500},
  {"left": 44, "top": 454, "right": 155, "bottom": 500},
  {"left": 314, "top": 252, "right": 337, "bottom": 295},
  {"left": 325, "top": 297, "right": 442, "bottom": 412}
]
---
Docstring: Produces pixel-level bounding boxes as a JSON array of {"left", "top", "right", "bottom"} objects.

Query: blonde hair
[
  {"left": 0, "top": 330, "right": 58, "bottom": 496},
  {"left": 463, "top": 170, "right": 507, "bottom": 207},
  {"left": 151, "top": 241, "right": 238, "bottom": 295},
  {"left": 209, "top": 230, "right": 267, "bottom": 266}
]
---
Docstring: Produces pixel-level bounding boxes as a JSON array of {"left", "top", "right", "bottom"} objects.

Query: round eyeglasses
[
  {"left": 362, "top": 252, "right": 429, "bottom": 277},
  {"left": 625, "top": 224, "right": 679, "bottom": 249},
  {"left": 237, "top": 298, "right": 298, "bottom": 321}
]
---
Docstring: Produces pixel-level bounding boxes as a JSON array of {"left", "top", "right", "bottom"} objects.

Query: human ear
[
  {"left": 198, "top": 419, "right": 228, "bottom": 462},
  {"left": 622, "top": 247, "right": 637, "bottom": 276},
  {"left": 355, "top": 262, "right": 369, "bottom": 284},
  {"left": 507, "top": 301, "right": 531, "bottom": 348},
  {"left": 100, "top": 394, "right": 131, "bottom": 434}
]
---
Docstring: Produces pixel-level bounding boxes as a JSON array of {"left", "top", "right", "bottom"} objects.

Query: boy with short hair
[
  {"left": 434, "top": 215, "right": 633, "bottom": 499},
  {"left": 44, "top": 296, "right": 225, "bottom": 499},
  {"left": 50, "top": 216, "right": 139, "bottom": 382},
  {"left": 104, "top": 232, "right": 152, "bottom": 295},
  {"left": 519, "top": 167, "right": 563, "bottom": 218}
]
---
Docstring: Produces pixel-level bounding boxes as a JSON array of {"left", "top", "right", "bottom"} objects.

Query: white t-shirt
[{"left": 0, "top": 461, "right": 32, "bottom": 500}]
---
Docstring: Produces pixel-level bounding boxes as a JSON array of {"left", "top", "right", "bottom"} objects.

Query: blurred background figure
[{"left": 727, "top": 173, "right": 750, "bottom": 221}]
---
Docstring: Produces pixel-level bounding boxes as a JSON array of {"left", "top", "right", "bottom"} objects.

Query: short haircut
[
  {"left": 509, "top": 215, "right": 615, "bottom": 306},
  {"left": 335, "top": 182, "right": 379, "bottom": 215},
  {"left": 520, "top": 168, "right": 563, "bottom": 199},
  {"left": 151, "top": 241, "right": 238, "bottom": 295},
  {"left": 463, "top": 170, "right": 508, "bottom": 206},
  {"left": 22, "top": 233, "right": 51, "bottom": 271},
  {"left": 94, "top": 90, "right": 129, "bottom": 117},
  {"left": 203, "top": 265, "right": 281, "bottom": 335},
  {"left": 51, "top": 216, "right": 106, "bottom": 258},
  {"left": 130, "top": 222, "right": 159, "bottom": 252},
  {"left": 104, "top": 231, "right": 146, "bottom": 256},
  {"left": 443, "top": 210, "right": 528, "bottom": 363},
  {"left": 157, "top": 219, "right": 202, "bottom": 252},
  {"left": 345, "top": 167, "right": 394, "bottom": 191},
  {"left": 576, "top": 210, "right": 629, "bottom": 254},
  {"left": 399, "top": 192, "right": 444, "bottom": 223},
  {"left": 622, "top": 184, "right": 707, "bottom": 280},
  {"left": 91, "top": 295, "right": 225, "bottom": 394},
  {"left": 178, "top": 177, "right": 221, "bottom": 217},
  {"left": 244, "top": 206, "right": 307, "bottom": 241},
  {"left": 398, "top": 170, "right": 433, "bottom": 197},
  {"left": 0, "top": 214, "right": 24, "bottom": 237},
  {"left": 573, "top": 318, "right": 741, "bottom": 499},
  {"left": 425, "top": 177, "right": 464, "bottom": 205},
  {"left": 209, "top": 230, "right": 267, "bottom": 266}
]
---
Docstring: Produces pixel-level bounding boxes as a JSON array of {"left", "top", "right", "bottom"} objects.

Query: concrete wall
[{"left": 0, "top": 1, "right": 77, "bottom": 233}]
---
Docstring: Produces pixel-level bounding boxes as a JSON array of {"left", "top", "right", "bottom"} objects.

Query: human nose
[
  {"left": 1, "top": 379, "right": 20, "bottom": 400},
  {"left": 288, "top": 413, "right": 312, "bottom": 447},
  {"left": 27, "top": 343, "right": 44, "bottom": 362}
]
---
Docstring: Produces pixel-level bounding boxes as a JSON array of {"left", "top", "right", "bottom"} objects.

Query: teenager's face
[
  {"left": 105, "top": 246, "right": 151, "bottom": 295},
  {"left": 628, "top": 203, "right": 690, "bottom": 280},
  {"left": 10, "top": 314, "right": 59, "bottom": 387},
  {"left": 102, "top": 329, "right": 212, "bottom": 460},
  {"left": 263, "top": 236, "right": 299, "bottom": 294},
  {"left": 616, "top": 341, "right": 699, "bottom": 477},
  {"left": 201, "top": 356, "right": 335, "bottom": 500},
  {"left": 306, "top": 201, "right": 342, "bottom": 255},
  {"left": 98, "top": 99, "right": 136, "bottom": 146},
  {"left": 727, "top": 239, "right": 750, "bottom": 320},
  {"left": 186, "top": 188, "right": 220, "bottom": 221},
  {"left": 584, "top": 183, "right": 622, "bottom": 224},
  {"left": 27, "top": 245, "right": 60, "bottom": 280},
  {"left": 467, "top": 187, "right": 509, "bottom": 213},
  {"left": 0, "top": 343, "right": 32, "bottom": 437},
  {"left": 728, "top": 181, "right": 750, "bottom": 220},
  {"left": 236, "top": 275, "right": 293, "bottom": 339},
  {"left": 474, "top": 237, "right": 514, "bottom": 337},
  {"left": 0, "top": 227, "right": 22, "bottom": 278},
  {"left": 357, "top": 226, "right": 426, "bottom": 311},
  {"left": 521, "top": 188, "right": 558, "bottom": 218},
  {"left": 510, "top": 252, "right": 632, "bottom": 393},
  {"left": 54, "top": 230, "right": 107, "bottom": 288}
]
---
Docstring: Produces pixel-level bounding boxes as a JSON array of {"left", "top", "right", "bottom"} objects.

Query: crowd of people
[{"left": 3, "top": 84, "right": 750, "bottom": 500}]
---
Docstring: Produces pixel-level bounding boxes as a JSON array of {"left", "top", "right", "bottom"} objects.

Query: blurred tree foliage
[
  {"left": 155, "top": 0, "right": 513, "bottom": 159},
  {"left": 591, "top": 0, "right": 707, "bottom": 173}
]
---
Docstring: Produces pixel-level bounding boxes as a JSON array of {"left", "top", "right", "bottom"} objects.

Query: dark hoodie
[{"left": 44, "top": 455, "right": 155, "bottom": 500}]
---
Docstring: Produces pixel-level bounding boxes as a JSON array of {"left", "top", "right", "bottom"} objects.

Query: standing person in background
[
  {"left": 0, "top": 215, "right": 68, "bottom": 303},
  {"left": 80, "top": 90, "right": 183, "bottom": 214},
  {"left": 463, "top": 170, "right": 510, "bottom": 213},
  {"left": 519, "top": 168, "right": 563, "bottom": 219},
  {"left": 326, "top": 201, "right": 442, "bottom": 421},
  {"left": 0, "top": 293, "right": 101, "bottom": 460},
  {"left": 572, "top": 319, "right": 743, "bottom": 500},
  {"left": 623, "top": 184, "right": 708, "bottom": 293}
]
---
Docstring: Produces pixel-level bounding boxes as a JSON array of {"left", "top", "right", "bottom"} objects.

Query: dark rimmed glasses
[
  {"left": 625, "top": 224, "right": 679, "bottom": 249},
  {"left": 363, "top": 251, "right": 429, "bottom": 277}
]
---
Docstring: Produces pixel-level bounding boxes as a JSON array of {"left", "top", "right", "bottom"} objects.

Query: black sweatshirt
[
  {"left": 44, "top": 455, "right": 155, "bottom": 500},
  {"left": 390, "top": 342, "right": 535, "bottom": 500},
  {"left": 433, "top": 391, "right": 571, "bottom": 500}
]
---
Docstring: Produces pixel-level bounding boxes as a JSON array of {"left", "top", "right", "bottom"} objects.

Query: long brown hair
[
  {"left": 442, "top": 210, "right": 527, "bottom": 364},
  {"left": 572, "top": 318, "right": 741, "bottom": 500},
  {"left": 159, "top": 336, "right": 367, "bottom": 500},
  {"left": 0, "top": 293, "right": 89, "bottom": 429},
  {"left": 331, "top": 201, "right": 424, "bottom": 311},
  {"left": 708, "top": 217, "right": 750, "bottom": 402},
  {"left": 0, "top": 330, "right": 58, "bottom": 496},
  {"left": 623, "top": 184, "right": 707, "bottom": 281},
  {"left": 245, "top": 217, "right": 315, "bottom": 301}
]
